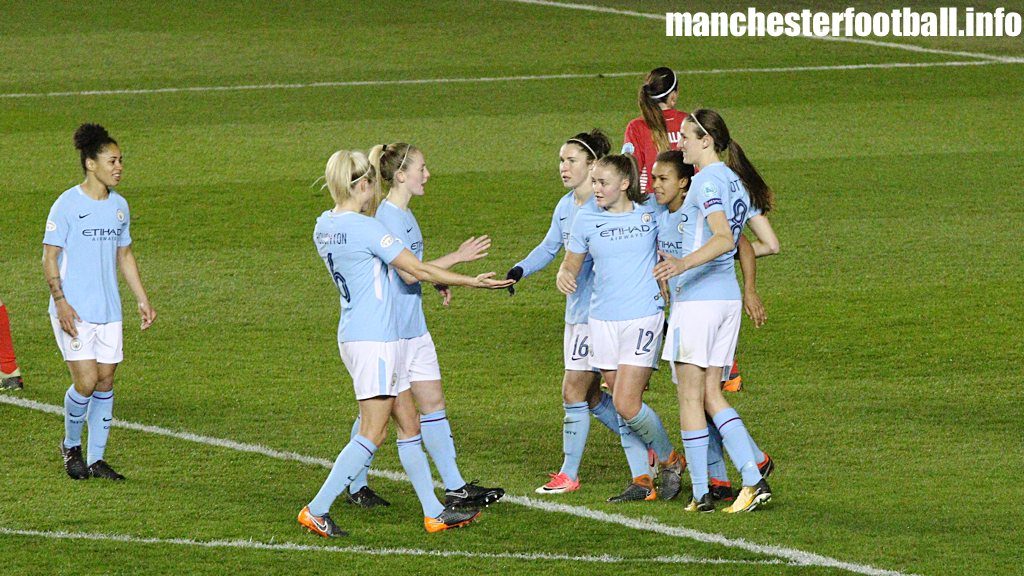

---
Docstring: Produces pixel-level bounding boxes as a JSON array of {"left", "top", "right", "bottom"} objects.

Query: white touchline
[
  {"left": 0, "top": 395, "right": 919, "bottom": 576},
  {"left": 0, "top": 61, "right": 1006, "bottom": 99},
  {"left": 500, "top": 0, "right": 1024, "bottom": 64},
  {"left": 0, "top": 527, "right": 788, "bottom": 566}
]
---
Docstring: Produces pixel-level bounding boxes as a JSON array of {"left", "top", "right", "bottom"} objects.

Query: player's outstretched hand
[
  {"left": 456, "top": 236, "right": 491, "bottom": 263},
  {"left": 474, "top": 272, "right": 515, "bottom": 289},
  {"left": 505, "top": 265, "right": 523, "bottom": 296},
  {"left": 138, "top": 300, "right": 157, "bottom": 330},
  {"left": 743, "top": 289, "right": 766, "bottom": 327},
  {"left": 653, "top": 250, "right": 688, "bottom": 281}
]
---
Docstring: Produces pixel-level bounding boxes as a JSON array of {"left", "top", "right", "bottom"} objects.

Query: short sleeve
[
  {"left": 366, "top": 220, "right": 405, "bottom": 264},
  {"left": 375, "top": 204, "right": 404, "bottom": 241},
  {"left": 43, "top": 198, "right": 70, "bottom": 248},
  {"left": 117, "top": 200, "right": 132, "bottom": 247},
  {"left": 566, "top": 212, "right": 590, "bottom": 254},
  {"left": 696, "top": 178, "right": 726, "bottom": 217}
]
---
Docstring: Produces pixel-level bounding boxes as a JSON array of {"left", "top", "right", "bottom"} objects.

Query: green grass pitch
[{"left": 1, "top": 1, "right": 1022, "bottom": 575}]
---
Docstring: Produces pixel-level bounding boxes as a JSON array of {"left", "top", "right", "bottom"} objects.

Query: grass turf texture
[{"left": 1, "top": 1, "right": 1023, "bottom": 575}]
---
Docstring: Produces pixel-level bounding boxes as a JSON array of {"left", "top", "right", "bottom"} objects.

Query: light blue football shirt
[
  {"left": 655, "top": 205, "right": 689, "bottom": 300},
  {"left": 567, "top": 201, "right": 664, "bottom": 322},
  {"left": 671, "top": 162, "right": 761, "bottom": 302},
  {"left": 314, "top": 210, "right": 405, "bottom": 343},
  {"left": 515, "top": 191, "right": 597, "bottom": 324},
  {"left": 375, "top": 200, "right": 428, "bottom": 340},
  {"left": 43, "top": 186, "right": 132, "bottom": 324}
]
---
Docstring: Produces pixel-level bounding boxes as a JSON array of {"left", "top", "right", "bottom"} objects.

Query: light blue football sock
[
  {"left": 420, "top": 409, "right": 466, "bottom": 491},
  {"left": 346, "top": 417, "right": 369, "bottom": 493},
  {"left": 617, "top": 414, "right": 652, "bottom": 478},
  {"left": 625, "top": 403, "right": 674, "bottom": 463},
  {"left": 589, "top": 392, "right": 619, "bottom": 433},
  {"left": 308, "top": 435, "right": 377, "bottom": 516},
  {"left": 712, "top": 408, "right": 762, "bottom": 487},
  {"left": 397, "top": 435, "right": 445, "bottom": 518},
  {"left": 85, "top": 390, "right": 114, "bottom": 465},
  {"left": 559, "top": 401, "right": 590, "bottom": 480},
  {"left": 749, "top": 434, "right": 766, "bottom": 464},
  {"left": 63, "top": 386, "right": 91, "bottom": 449},
  {"left": 707, "top": 416, "right": 729, "bottom": 483},
  {"left": 682, "top": 428, "right": 711, "bottom": 500}
]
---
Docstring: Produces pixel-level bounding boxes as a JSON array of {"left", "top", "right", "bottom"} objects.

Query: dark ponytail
[
  {"left": 688, "top": 109, "right": 773, "bottom": 214},
  {"left": 566, "top": 128, "right": 611, "bottom": 162},
  {"left": 597, "top": 154, "right": 645, "bottom": 205},
  {"left": 637, "top": 67, "right": 677, "bottom": 153},
  {"left": 73, "top": 123, "right": 117, "bottom": 173}
]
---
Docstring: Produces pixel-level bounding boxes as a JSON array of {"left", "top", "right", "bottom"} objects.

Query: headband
[
  {"left": 650, "top": 70, "right": 678, "bottom": 100},
  {"left": 689, "top": 113, "right": 711, "bottom": 142},
  {"left": 397, "top": 145, "right": 411, "bottom": 172},
  {"left": 351, "top": 166, "right": 373, "bottom": 185},
  {"left": 568, "top": 138, "right": 598, "bottom": 160}
]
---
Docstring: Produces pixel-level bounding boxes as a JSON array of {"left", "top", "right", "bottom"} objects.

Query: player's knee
[
  {"left": 561, "top": 380, "right": 588, "bottom": 404},
  {"left": 364, "top": 427, "right": 388, "bottom": 446},
  {"left": 417, "top": 398, "right": 445, "bottom": 415},
  {"left": 613, "top": 395, "right": 640, "bottom": 420}
]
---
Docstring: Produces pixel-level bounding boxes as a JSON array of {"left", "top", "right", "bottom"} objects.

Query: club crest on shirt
[
  {"left": 116, "top": 209, "right": 125, "bottom": 222},
  {"left": 677, "top": 221, "right": 685, "bottom": 233},
  {"left": 46, "top": 220, "right": 57, "bottom": 232},
  {"left": 702, "top": 182, "right": 718, "bottom": 198},
  {"left": 641, "top": 212, "right": 652, "bottom": 224},
  {"left": 621, "top": 142, "right": 635, "bottom": 154},
  {"left": 380, "top": 234, "right": 395, "bottom": 248}
]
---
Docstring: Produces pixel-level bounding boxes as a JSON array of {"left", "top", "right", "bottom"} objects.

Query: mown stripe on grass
[
  {"left": 501, "top": 0, "right": 1024, "bottom": 64},
  {"left": 0, "top": 60, "right": 1002, "bottom": 99},
  {"left": 0, "top": 395, "right": 919, "bottom": 576},
  {"left": 0, "top": 527, "right": 788, "bottom": 566}
]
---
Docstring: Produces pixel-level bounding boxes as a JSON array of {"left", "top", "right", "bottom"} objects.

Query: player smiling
[
  {"left": 44, "top": 123, "right": 156, "bottom": 482},
  {"left": 653, "top": 109, "right": 779, "bottom": 513}
]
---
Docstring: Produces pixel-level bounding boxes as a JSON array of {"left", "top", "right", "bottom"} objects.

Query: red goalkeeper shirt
[{"left": 623, "top": 108, "right": 688, "bottom": 192}]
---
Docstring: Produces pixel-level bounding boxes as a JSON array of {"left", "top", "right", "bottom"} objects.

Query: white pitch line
[
  {"left": 0, "top": 527, "right": 787, "bottom": 566},
  {"left": 0, "top": 395, "right": 918, "bottom": 576},
  {"left": 0, "top": 60, "right": 1004, "bottom": 100},
  {"left": 501, "top": 0, "right": 1024, "bottom": 64}
]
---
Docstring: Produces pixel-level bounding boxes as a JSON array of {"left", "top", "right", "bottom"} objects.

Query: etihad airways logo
[
  {"left": 599, "top": 224, "right": 653, "bottom": 239},
  {"left": 82, "top": 228, "right": 124, "bottom": 238}
]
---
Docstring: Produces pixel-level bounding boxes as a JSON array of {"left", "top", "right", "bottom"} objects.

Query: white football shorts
[
  {"left": 401, "top": 332, "right": 442, "bottom": 383},
  {"left": 563, "top": 322, "right": 598, "bottom": 372},
  {"left": 589, "top": 312, "right": 664, "bottom": 371},
  {"left": 50, "top": 316, "right": 123, "bottom": 364},
  {"left": 340, "top": 340, "right": 411, "bottom": 400},
  {"left": 662, "top": 300, "right": 742, "bottom": 381}
]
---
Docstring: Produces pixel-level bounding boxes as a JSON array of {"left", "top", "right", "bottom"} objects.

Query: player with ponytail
[
  {"left": 298, "top": 150, "right": 512, "bottom": 538},
  {"left": 653, "top": 109, "right": 779, "bottom": 513},
  {"left": 336, "top": 142, "right": 505, "bottom": 510},
  {"left": 556, "top": 153, "right": 686, "bottom": 503},
  {"left": 623, "top": 67, "right": 688, "bottom": 193},
  {"left": 504, "top": 129, "right": 643, "bottom": 495}
]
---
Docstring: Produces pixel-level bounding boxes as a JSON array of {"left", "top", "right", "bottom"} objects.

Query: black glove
[{"left": 506, "top": 266, "right": 524, "bottom": 296}]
